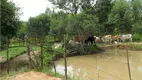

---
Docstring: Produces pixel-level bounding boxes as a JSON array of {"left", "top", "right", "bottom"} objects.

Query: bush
[
  {"left": 84, "top": 44, "right": 97, "bottom": 53},
  {"left": 133, "top": 34, "right": 142, "bottom": 42}
]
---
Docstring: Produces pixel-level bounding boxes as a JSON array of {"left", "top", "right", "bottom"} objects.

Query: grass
[
  {"left": 0, "top": 47, "right": 26, "bottom": 59},
  {"left": 133, "top": 34, "right": 142, "bottom": 42},
  {"left": 41, "top": 67, "right": 80, "bottom": 80},
  {"left": 0, "top": 43, "right": 40, "bottom": 63},
  {"left": 128, "top": 43, "right": 142, "bottom": 50},
  {"left": 9, "top": 42, "right": 25, "bottom": 47}
]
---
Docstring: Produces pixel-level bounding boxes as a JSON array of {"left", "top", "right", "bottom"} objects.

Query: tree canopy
[
  {"left": 0, "top": 0, "right": 21, "bottom": 49},
  {"left": 27, "top": 13, "right": 50, "bottom": 40}
]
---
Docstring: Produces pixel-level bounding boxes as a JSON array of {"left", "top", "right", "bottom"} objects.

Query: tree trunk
[
  {"left": 64, "top": 34, "right": 67, "bottom": 80},
  {"left": 6, "top": 38, "right": 9, "bottom": 74},
  {"left": 40, "top": 40, "right": 43, "bottom": 69},
  {"left": 24, "top": 35, "right": 32, "bottom": 69}
]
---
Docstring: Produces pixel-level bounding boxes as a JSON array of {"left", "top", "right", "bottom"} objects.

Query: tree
[
  {"left": 66, "top": 13, "right": 99, "bottom": 38},
  {"left": 45, "top": 7, "right": 53, "bottom": 15},
  {"left": 0, "top": 0, "right": 21, "bottom": 73},
  {"left": 94, "top": 0, "right": 113, "bottom": 35},
  {"left": 131, "top": 0, "right": 142, "bottom": 34},
  {"left": 48, "top": 0, "right": 96, "bottom": 14},
  {"left": 16, "top": 21, "right": 27, "bottom": 46},
  {"left": 0, "top": 0, "right": 20, "bottom": 49},
  {"left": 27, "top": 13, "right": 50, "bottom": 69},
  {"left": 108, "top": 0, "right": 133, "bottom": 34},
  {"left": 50, "top": 11, "right": 68, "bottom": 42}
]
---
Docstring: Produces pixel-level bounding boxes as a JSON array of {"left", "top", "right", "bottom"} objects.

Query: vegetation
[
  {"left": 0, "top": 0, "right": 142, "bottom": 79},
  {"left": 0, "top": 44, "right": 40, "bottom": 63},
  {"left": 0, "top": 0, "right": 21, "bottom": 49}
]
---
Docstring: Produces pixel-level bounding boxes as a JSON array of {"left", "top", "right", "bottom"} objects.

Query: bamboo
[
  {"left": 64, "top": 34, "right": 67, "bottom": 80},
  {"left": 126, "top": 48, "right": 132, "bottom": 80}
]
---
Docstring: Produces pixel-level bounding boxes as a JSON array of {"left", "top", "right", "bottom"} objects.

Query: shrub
[{"left": 133, "top": 34, "right": 142, "bottom": 42}]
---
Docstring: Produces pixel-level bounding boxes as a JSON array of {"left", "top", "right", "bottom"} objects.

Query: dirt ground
[
  {"left": 11, "top": 50, "right": 41, "bottom": 62},
  {"left": 9, "top": 71, "right": 62, "bottom": 80}
]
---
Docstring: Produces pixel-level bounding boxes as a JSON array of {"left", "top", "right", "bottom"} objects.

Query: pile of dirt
[{"left": 9, "top": 71, "right": 62, "bottom": 80}]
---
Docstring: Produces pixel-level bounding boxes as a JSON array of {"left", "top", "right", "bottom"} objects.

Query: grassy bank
[{"left": 0, "top": 44, "right": 40, "bottom": 63}]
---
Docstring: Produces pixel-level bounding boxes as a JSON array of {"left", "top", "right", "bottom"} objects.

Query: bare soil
[{"left": 9, "top": 71, "right": 62, "bottom": 80}]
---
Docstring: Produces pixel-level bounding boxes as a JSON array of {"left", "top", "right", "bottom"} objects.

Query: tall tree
[
  {"left": 94, "top": 0, "right": 113, "bottom": 35},
  {"left": 66, "top": 13, "right": 99, "bottom": 37},
  {"left": 0, "top": 0, "right": 20, "bottom": 49},
  {"left": 27, "top": 13, "right": 50, "bottom": 69},
  {"left": 131, "top": 0, "right": 142, "bottom": 34},
  {"left": 0, "top": 0, "right": 21, "bottom": 73},
  {"left": 108, "top": 0, "right": 133, "bottom": 34},
  {"left": 50, "top": 11, "right": 68, "bottom": 42},
  {"left": 48, "top": 0, "right": 96, "bottom": 14}
]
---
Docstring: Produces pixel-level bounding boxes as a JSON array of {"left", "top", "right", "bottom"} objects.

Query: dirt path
[
  {"left": 11, "top": 50, "right": 40, "bottom": 62},
  {"left": 9, "top": 71, "right": 62, "bottom": 80},
  {"left": 0, "top": 50, "right": 41, "bottom": 72}
]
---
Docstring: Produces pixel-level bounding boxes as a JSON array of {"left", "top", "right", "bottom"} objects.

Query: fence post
[
  {"left": 126, "top": 47, "right": 132, "bottom": 80},
  {"left": 24, "top": 35, "right": 32, "bottom": 69},
  {"left": 96, "top": 56, "right": 99, "bottom": 80},
  {"left": 64, "top": 34, "right": 67, "bottom": 80},
  {"left": 6, "top": 37, "right": 9, "bottom": 74}
]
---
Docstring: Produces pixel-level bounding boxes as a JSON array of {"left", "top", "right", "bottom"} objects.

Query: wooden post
[
  {"left": 52, "top": 54, "right": 56, "bottom": 75},
  {"left": 126, "top": 48, "right": 132, "bottom": 80},
  {"left": 40, "top": 40, "right": 43, "bottom": 69},
  {"left": 64, "top": 34, "right": 67, "bottom": 80},
  {"left": 6, "top": 37, "right": 9, "bottom": 74},
  {"left": 96, "top": 56, "right": 99, "bottom": 80},
  {"left": 24, "top": 35, "right": 32, "bottom": 69},
  {"left": 0, "top": 36, "right": 1, "bottom": 74}
]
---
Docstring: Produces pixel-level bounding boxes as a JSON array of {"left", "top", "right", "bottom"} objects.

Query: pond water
[{"left": 53, "top": 49, "right": 142, "bottom": 80}]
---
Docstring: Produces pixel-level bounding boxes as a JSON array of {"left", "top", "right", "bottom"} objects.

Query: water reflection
[{"left": 53, "top": 49, "right": 142, "bottom": 80}]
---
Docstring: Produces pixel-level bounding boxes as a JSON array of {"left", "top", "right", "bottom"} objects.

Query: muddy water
[{"left": 53, "top": 49, "right": 142, "bottom": 80}]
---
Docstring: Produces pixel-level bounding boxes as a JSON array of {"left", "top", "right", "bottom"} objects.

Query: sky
[{"left": 10, "top": 0, "right": 53, "bottom": 21}]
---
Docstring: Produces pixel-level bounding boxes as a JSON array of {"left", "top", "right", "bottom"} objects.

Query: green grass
[
  {"left": 133, "top": 34, "right": 142, "bottom": 42},
  {"left": 0, "top": 43, "right": 40, "bottom": 63},
  {"left": 0, "top": 47, "right": 26, "bottom": 59},
  {"left": 41, "top": 67, "right": 79, "bottom": 80},
  {"left": 9, "top": 42, "right": 25, "bottom": 47}
]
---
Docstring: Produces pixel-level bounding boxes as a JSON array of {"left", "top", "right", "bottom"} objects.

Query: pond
[{"left": 53, "top": 49, "right": 142, "bottom": 80}]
